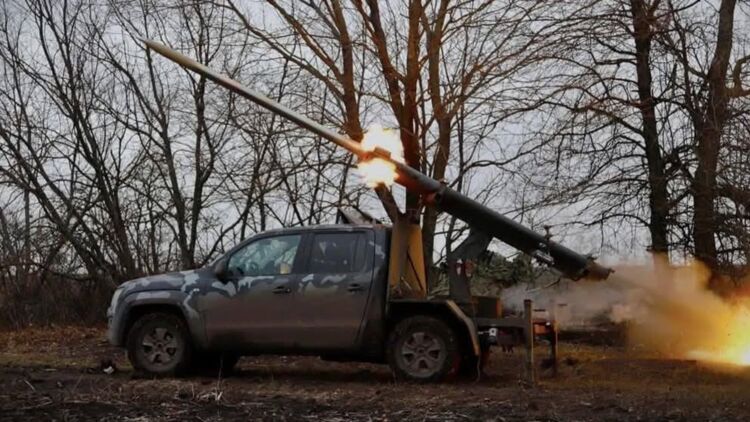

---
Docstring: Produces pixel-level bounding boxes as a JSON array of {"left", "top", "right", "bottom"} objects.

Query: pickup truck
[{"left": 107, "top": 223, "right": 549, "bottom": 381}]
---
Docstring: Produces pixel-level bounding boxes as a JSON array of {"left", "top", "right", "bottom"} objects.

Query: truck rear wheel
[
  {"left": 126, "top": 312, "right": 192, "bottom": 376},
  {"left": 387, "top": 316, "right": 459, "bottom": 382}
]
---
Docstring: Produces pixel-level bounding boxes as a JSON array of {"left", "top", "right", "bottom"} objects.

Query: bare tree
[
  {"left": 0, "top": 0, "right": 142, "bottom": 284},
  {"left": 657, "top": 0, "right": 750, "bottom": 268},
  {"left": 506, "top": 0, "right": 750, "bottom": 271},
  {"left": 220, "top": 0, "right": 577, "bottom": 271}
]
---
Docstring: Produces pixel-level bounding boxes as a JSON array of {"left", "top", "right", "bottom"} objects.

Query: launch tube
[{"left": 144, "top": 40, "right": 612, "bottom": 281}]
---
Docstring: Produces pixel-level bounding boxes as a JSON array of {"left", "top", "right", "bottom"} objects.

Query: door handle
[
  {"left": 347, "top": 283, "right": 363, "bottom": 292},
  {"left": 273, "top": 285, "right": 291, "bottom": 294}
]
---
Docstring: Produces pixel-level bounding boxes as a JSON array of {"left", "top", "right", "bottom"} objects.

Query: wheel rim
[
  {"left": 398, "top": 331, "right": 446, "bottom": 377},
  {"left": 141, "top": 326, "right": 180, "bottom": 367}
]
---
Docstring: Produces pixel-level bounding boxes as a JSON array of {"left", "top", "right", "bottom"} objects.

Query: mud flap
[{"left": 445, "top": 300, "right": 481, "bottom": 357}]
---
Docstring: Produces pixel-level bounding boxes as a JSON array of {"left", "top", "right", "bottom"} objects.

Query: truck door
[
  {"left": 293, "top": 229, "right": 375, "bottom": 351},
  {"left": 200, "top": 233, "right": 305, "bottom": 351}
]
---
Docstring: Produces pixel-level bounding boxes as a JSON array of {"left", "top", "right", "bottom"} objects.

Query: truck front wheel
[
  {"left": 126, "top": 312, "right": 192, "bottom": 376},
  {"left": 387, "top": 316, "right": 459, "bottom": 382}
]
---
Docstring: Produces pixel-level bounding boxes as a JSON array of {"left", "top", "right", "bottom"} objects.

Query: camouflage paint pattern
[{"left": 107, "top": 225, "right": 391, "bottom": 353}]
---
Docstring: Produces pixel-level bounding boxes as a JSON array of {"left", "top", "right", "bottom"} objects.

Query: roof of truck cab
[
  {"left": 257, "top": 224, "right": 391, "bottom": 235},
  {"left": 219, "top": 224, "right": 392, "bottom": 260}
]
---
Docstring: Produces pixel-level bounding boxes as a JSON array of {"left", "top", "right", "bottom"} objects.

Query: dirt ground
[{"left": 1, "top": 326, "right": 749, "bottom": 421}]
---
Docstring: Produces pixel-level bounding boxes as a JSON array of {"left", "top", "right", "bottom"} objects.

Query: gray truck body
[{"left": 108, "top": 224, "right": 401, "bottom": 360}]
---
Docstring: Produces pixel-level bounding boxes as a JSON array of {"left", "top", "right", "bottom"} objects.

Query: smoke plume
[{"left": 502, "top": 257, "right": 750, "bottom": 365}]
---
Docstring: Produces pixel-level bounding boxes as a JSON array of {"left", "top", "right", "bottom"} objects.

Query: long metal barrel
[
  {"left": 430, "top": 188, "right": 612, "bottom": 280},
  {"left": 144, "top": 40, "right": 612, "bottom": 281}
]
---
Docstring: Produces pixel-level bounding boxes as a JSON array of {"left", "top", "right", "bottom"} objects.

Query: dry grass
[
  {"left": 1, "top": 325, "right": 750, "bottom": 420},
  {"left": 0, "top": 325, "right": 128, "bottom": 370}
]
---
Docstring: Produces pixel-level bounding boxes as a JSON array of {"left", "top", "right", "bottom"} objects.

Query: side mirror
[{"left": 214, "top": 258, "right": 229, "bottom": 282}]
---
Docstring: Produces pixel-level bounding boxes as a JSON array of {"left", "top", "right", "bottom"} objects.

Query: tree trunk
[
  {"left": 691, "top": 0, "right": 737, "bottom": 268},
  {"left": 420, "top": 0, "right": 450, "bottom": 272},
  {"left": 630, "top": 0, "right": 670, "bottom": 257}
]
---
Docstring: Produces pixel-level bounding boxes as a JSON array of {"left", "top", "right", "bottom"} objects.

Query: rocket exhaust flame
[
  {"left": 357, "top": 125, "right": 403, "bottom": 187},
  {"left": 511, "top": 257, "right": 750, "bottom": 367},
  {"left": 357, "top": 159, "right": 397, "bottom": 187},
  {"left": 614, "top": 260, "right": 750, "bottom": 367}
]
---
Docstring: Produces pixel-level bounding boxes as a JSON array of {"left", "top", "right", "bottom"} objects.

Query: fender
[
  {"left": 444, "top": 300, "right": 481, "bottom": 356},
  {"left": 108, "top": 290, "right": 208, "bottom": 349}
]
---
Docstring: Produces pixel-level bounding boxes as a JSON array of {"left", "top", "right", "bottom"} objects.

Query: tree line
[{"left": 0, "top": 0, "right": 748, "bottom": 324}]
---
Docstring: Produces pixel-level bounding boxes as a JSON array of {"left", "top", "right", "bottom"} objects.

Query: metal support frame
[
  {"left": 387, "top": 216, "right": 427, "bottom": 298},
  {"left": 446, "top": 227, "right": 492, "bottom": 305}
]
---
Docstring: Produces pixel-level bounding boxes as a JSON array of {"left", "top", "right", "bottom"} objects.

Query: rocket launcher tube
[
  {"left": 427, "top": 187, "right": 612, "bottom": 280},
  {"left": 387, "top": 152, "right": 610, "bottom": 280},
  {"left": 144, "top": 39, "right": 444, "bottom": 194},
  {"left": 142, "top": 39, "right": 366, "bottom": 159},
  {"left": 144, "top": 40, "right": 612, "bottom": 281}
]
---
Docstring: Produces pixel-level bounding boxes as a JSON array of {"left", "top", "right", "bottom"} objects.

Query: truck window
[
  {"left": 228, "top": 234, "right": 301, "bottom": 277},
  {"left": 308, "top": 232, "right": 369, "bottom": 274}
]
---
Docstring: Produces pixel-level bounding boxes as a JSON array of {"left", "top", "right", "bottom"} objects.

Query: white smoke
[
  {"left": 499, "top": 262, "right": 672, "bottom": 328},
  {"left": 501, "top": 277, "right": 634, "bottom": 328}
]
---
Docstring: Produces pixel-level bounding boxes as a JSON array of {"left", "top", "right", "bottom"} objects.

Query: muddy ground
[{"left": 1, "top": 326, "right": 749, "bottom": 421}]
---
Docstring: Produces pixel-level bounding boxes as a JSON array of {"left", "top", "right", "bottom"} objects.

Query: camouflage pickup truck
[{"left": 108, "top": 224, "right": 550, "bottom": 381}]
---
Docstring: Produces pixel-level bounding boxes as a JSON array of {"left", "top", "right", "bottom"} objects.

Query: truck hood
[
  {"left": 119, "top": 269, "right": 209, "bottom": 294},
  {"left": 107, "top": 268, "right": 212, "bottom": 322}
]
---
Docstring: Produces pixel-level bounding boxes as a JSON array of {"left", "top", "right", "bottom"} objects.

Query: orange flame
[
  {"left": 683, "top": 303, "right": 750, "bottom": 366},
  {"left": 617, "top": 259, "right": 750, "bottom": 367},
  {"left": 357, "top": 125, "right": 403, "bottom": 187}
]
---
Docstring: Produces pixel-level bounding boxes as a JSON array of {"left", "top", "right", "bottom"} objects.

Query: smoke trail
[{"left": 502, "top": 257, "right": 750, "bottom": 365}]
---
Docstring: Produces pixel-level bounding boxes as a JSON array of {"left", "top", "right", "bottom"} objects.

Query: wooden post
[
  {"left": 550, "top": 301, "right": 559, "bottom": 377},
  {"left": 550, "top": 319, "right": 559, "bottom": 377},
  {"left": 524, "top": 299, "right": 535, "bottom": 386}
]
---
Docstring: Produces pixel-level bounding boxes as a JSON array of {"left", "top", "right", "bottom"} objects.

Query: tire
[
  {"left": 387, "top": 316, "right": 460, "bottom": 382},
  {"left": 192, "top": 352, "right": 240, "bottom": 376},
  {"left": 126, "top": 312, "right": 192, "bottom": 377}
]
